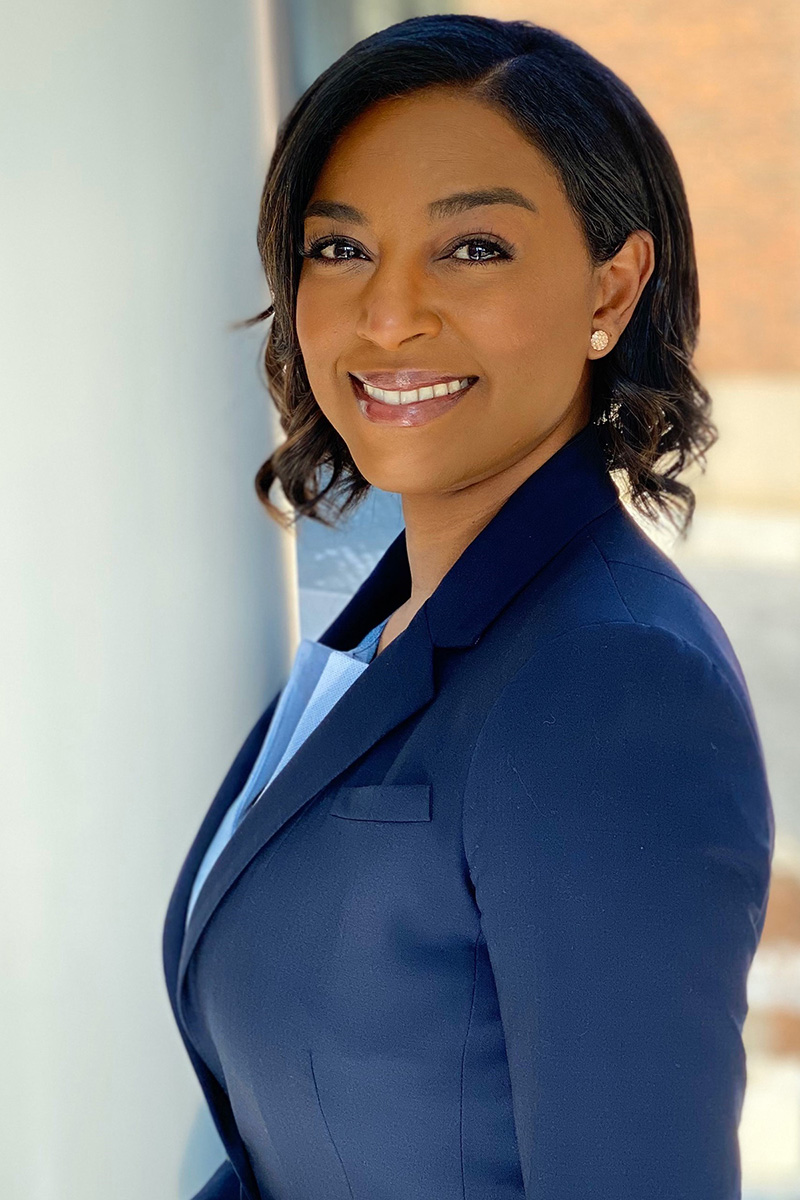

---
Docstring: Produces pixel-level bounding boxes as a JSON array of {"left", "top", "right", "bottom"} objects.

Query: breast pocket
[{"left": 328, "top": 783, "right": 431, "bottom": 823}]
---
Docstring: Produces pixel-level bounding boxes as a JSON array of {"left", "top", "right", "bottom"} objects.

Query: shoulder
[
  {"left": 462, "top": 616, "right": 774, "bottom": 887},
  {"left": 518, "top": 500, "right": 749, "bottom": 704},
  {"left": 582, "top": 503, "right": 746, "bottom": 688},
  {"left": 469, "top": 501, "right": 767, "bottom": 793},
  {"left": 472, "top": 617, "right": 752, "bottom": 758}
]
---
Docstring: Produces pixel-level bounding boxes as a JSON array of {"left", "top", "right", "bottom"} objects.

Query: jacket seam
[
  {"left": 599, "top": 553, "right": 703, "bottom": 594},
  {"left": 309, "top": 1048, "right": 355, "bottom": 1199},
  {"left": 587, "top": 533, "right": 638, "bottom": 623}
]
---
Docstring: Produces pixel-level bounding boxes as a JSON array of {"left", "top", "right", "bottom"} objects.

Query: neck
[{"left": 397, "top": 410, "right": 591, "bottom": 619}]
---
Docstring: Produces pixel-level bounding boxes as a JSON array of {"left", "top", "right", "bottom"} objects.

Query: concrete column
[{"left": 0, "top": 2, "right": 295, "bottom": 1196}]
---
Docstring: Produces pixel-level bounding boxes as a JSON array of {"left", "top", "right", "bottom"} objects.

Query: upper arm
[{"left": 462, "top": 621, "right": 774, "bottom": 1200}]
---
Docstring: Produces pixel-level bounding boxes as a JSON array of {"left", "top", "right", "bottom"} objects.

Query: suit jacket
[{"left": 162, "top": 421, "right": 774, "bottom": 1200}]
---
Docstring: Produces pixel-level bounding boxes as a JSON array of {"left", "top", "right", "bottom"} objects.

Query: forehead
[{"left": 306, "top": 87, "right": 565, "bottom": 215}]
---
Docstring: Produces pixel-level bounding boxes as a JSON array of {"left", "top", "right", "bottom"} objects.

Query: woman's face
[{"left": 295, "top": 87, "right": 616, "bottom": 496}]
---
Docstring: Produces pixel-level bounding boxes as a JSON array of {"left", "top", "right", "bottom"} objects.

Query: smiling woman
[
  {"left": 235, "top": 13, "right": 715, "bottom": 551},
  {"left": 164, "top": 14, "right": 773, "bottom": 1200},
  {"left": 295, "top": 90, "right": 617, "bottom": 470}
]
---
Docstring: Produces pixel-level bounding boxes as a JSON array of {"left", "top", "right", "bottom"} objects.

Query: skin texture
[{"left": 295, "top": 86, "right": 655, "bottom": 654}]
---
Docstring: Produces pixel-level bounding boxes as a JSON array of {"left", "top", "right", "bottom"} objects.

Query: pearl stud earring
[{"left": 590, "top": 330, "right": 610, "bottom": 351}]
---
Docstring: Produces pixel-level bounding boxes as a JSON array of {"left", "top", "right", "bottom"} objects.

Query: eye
[
  {"left": 299, "top": 235, "right": 367, "bottom": 264},
  {"left": 447, "top": 236, "right": 513, "bottom": 264},
  {"left": 299, "top": 231, "right": 515, "bottom": 267}
]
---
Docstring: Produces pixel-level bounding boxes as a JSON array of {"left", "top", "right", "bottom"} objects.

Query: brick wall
[{"left": 459, "top": 0, "right": 800, "bottom": 373}]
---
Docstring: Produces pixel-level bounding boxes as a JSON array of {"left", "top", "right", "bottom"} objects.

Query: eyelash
[{"left": 299, "top": 230, "right": 515, "bottom": 266}]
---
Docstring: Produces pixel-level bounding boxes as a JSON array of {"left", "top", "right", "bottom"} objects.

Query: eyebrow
[{"left": 302, "top": 187, "right": 539, "bottom": 225}]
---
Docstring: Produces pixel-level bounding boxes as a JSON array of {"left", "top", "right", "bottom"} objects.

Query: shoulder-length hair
[{"left": 234, "top": 13, "right": 716, "bottom": 540}]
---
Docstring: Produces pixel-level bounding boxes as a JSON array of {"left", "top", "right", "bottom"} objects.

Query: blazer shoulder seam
[
  {"left": 586, "top": 533, "right": 638, "bottom": 623},
  {"left": 596, "top": 549, "right": 700, "bottom": 595}
]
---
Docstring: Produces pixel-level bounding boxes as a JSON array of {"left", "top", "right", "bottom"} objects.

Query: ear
[{"left": 588, "top": 230, "right": 655, "bottom": 356}]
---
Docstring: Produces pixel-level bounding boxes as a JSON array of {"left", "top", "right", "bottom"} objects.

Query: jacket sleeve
[
  {"left": 190, "top": 1157, "right": 242, "bottom": 1200},
  {"left": 462, "top": 621, "right": 774, "bottom": 1200}
]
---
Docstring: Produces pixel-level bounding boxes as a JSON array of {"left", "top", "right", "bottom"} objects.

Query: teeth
[{"left": 359, "top": 376, "right": 473, "bottom": 405}]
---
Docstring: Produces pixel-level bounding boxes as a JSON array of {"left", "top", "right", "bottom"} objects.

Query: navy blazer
[{"left": 163, "top": 421, "right": 774, "bottom": 1200}]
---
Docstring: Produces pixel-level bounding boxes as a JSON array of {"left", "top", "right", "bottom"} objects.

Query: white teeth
[{"left": 360, "top": 376, "right": 473, "bottom": 405}]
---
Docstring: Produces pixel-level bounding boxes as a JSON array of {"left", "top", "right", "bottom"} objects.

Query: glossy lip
[
  {"left": 352, "top": 369, "right": 476, "bottom": 390},
  {"left": 349, "top": 373, "right": 477, "bottom": 427}
]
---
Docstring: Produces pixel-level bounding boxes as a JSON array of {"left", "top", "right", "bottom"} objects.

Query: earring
[{"left": 590, "top": 329, "right": 610, "bottom": 351}]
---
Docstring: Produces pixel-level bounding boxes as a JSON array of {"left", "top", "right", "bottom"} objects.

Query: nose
[{"left": 353, "top": 265, "right": 443, "bottom": 350}]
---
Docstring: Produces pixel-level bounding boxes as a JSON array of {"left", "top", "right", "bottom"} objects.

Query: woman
[{"left": 163, "top": 14, "right": 774, "bottom": 1200}]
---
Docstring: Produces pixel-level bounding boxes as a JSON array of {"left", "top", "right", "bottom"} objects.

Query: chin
[{"left": 347, "top": 452, "right": 442, "bottom": 496}]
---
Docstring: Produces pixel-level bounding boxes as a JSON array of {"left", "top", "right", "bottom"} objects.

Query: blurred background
[{"left": 1, "top": 1, "right": 797, "bottom": 1197}]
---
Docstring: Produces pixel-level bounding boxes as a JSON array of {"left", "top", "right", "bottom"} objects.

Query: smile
[
  {"left": 355, "top": 375, "right": 476, "bottom": 406},
  {"left": 349, "top": 373, "right": 479, "bottom": 428}
]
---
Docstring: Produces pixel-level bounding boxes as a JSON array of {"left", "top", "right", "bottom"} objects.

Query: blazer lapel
[
  {"left": 162, "top": 526, "right": 414, "bottom": 1027},
  {"left": 168, "top": 420, "right": 621, "bottom": 1026},
  {"left": 175, "top": 607, "right": 436, "bottom": 1023}
]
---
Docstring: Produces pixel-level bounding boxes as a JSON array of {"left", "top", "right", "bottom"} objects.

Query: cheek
[
  {"left": 294, "top": 281, "right": 319, "bottom": 358},
  {"left": 457, "top": 292, "right": 551, "bottom": 380},
  {"left": 295, "top": 279, "right": 339, "bottom": 358},
  {"left": 462, "top": 270, "right": 588, "bottom": 370}
]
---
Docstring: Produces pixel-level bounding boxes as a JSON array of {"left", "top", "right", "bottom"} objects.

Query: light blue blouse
[{"left": 185, "top": 615, "right": 391, "bottom": 929}]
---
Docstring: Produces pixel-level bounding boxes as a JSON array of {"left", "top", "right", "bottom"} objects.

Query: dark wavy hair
[{"left": 233, "top": 13, "right": 717, "bottom": 540}]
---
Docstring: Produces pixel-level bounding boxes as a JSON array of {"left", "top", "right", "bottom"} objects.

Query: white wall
[{"left": 0, "top": 2, "right": 296, "bottom": 1196}]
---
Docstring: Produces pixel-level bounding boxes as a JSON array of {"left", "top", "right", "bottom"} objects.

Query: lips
[{"left": 349, "top": 373, "right": 476, "bottom": 427}]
